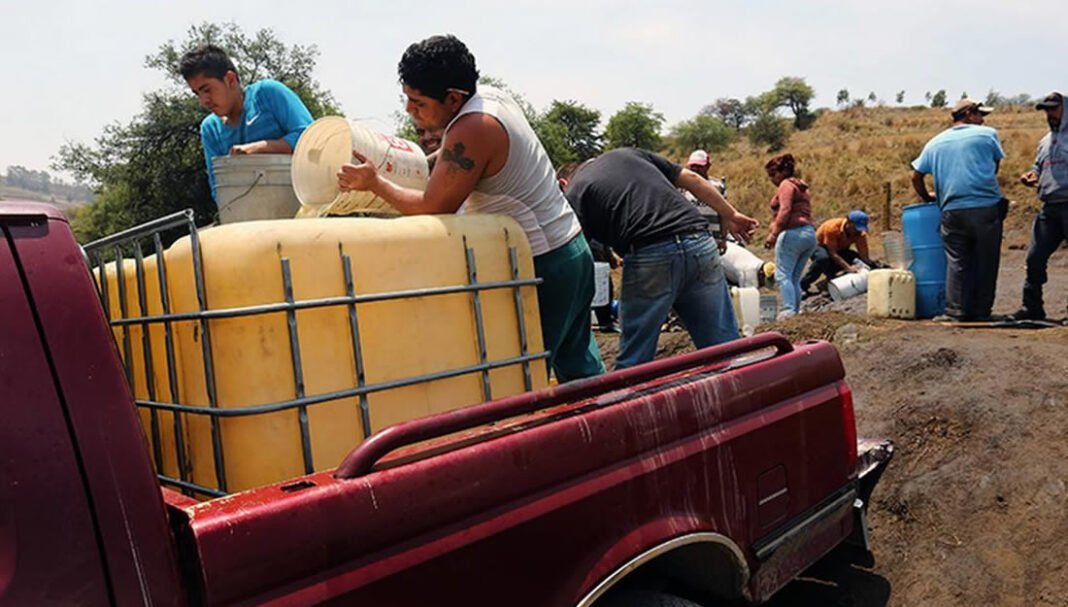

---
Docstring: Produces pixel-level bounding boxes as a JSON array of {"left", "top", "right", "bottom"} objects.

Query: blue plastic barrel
[{"left": 903, "top": 203, "right": 946, "bottom": 318}]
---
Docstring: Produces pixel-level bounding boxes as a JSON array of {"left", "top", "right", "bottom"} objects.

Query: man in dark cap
[
  {"left": 911, "top": 98, "right": 1007, "bottom": 321},
  {"left": 1013, "top": 92, "right": 1068, "bottom": 320}
]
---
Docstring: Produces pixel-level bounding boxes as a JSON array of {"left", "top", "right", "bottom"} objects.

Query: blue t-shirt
[
  {"left": 911, "top": 125, "right": 1005, "bottom": 211},
  {"left": 200, "top": 79, "right": 314, "bottom": 201}
]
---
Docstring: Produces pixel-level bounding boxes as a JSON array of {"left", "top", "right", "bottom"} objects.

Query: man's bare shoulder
[
  {"left": 445, "top": 112, "right": 509, "bottom": 173},
  {"left": 449, "top": 112, "right": 507, "bottom": 142}
]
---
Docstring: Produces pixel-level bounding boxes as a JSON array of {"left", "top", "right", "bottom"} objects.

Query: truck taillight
[{"left": 837, "top": 381, "right": 858, "bottom": 474}]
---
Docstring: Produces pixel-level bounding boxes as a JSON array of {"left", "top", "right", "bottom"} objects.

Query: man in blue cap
[{"left": 801, "top": 210, "right": 878, "bottom": 294}]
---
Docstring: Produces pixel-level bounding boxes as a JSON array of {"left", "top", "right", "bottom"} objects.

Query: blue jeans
[
  {"left": 775, "top": 225, "right": 818, "bottom": 313},
  {"left": 617, "top": 234, "right": 738, "bottom": 370}
]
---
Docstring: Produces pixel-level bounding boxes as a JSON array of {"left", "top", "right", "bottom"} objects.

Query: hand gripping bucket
[{"left": 291, "top": 117, "right": 429, "bottom": 217}]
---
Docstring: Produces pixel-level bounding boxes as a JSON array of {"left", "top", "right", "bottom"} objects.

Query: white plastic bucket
[
  {"left": 291, "top": 117, "right": 429, "bottom": 216},
  {"left": 592, "top": 262, "right": 611, "bottom": 307},
  {"left": 213, "top": 155, "right": 301, "bottom": 224},
  {"left": 828, "top": 268, "right": 870, "bottom": 301}
]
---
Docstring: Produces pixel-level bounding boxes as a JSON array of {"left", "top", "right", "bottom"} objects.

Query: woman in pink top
[{"left": 763, "top": 154, "right": 817, "bottom": 317}]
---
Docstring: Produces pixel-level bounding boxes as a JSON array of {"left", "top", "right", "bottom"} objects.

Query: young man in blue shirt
[
  {"left": 179, "top": 45, "right": 314, "bottom": 202},
  {"left": 911, "top": 98, "right": 1006, "bottom": 322}
]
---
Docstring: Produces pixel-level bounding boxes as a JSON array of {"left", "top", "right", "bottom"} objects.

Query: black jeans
[
  {"left": 801, "top": 246, "right": 860, "bottom": 290},
  {"left": 941, "top": 205, "right": 1003, "bottom": 319},
  {"left": 1022, "top": 203, "right": 1068, "bottom": 314}
]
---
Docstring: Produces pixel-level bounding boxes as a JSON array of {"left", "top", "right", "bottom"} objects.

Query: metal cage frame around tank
[{"left": 84, "top": 210, "right": 549, "bottom": 499}]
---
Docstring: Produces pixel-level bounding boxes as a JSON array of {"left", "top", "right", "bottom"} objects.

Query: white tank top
[{"left": 445, "top": 86, "right": 582, "bottom": 256}]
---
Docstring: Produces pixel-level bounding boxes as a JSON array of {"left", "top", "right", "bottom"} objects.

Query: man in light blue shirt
[
  {"left": 179, "top": 45, "right": 314, "bottom": 201},
  {"left": 911, "top": 98, "right": 1007, "bottom": 322}
]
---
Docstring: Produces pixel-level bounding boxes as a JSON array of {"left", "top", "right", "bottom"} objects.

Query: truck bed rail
[{"left": 335, "top": 332, "right": 793, "bottom": 478}]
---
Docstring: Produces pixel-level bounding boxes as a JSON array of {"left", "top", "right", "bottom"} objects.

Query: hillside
[
  {"left": 701, "top": 105, "right": 1047, "bottom": 241},
  {"left": 0, "top": 184, "right": 88, "bottom": 210}
]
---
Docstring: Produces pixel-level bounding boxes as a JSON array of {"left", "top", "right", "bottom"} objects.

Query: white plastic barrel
[
  {"left": 214, "top": 155, "right": 301, "bottom": 224},
  {"left": 291, "top": 117, "right": 429, "bottom": 217},
  {"left": 828, "top": 267, "right": 870, "bottom": 301}
]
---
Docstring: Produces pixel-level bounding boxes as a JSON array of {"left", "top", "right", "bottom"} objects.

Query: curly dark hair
[
  {"left": 179, "top": 44, "right": 237, "bottom": 81},
  {"left": 398, "top": 35, "right": 479, "bottom": 102},
  {"left": 765, "top": 153, "right": 796, "bottom": 177}
]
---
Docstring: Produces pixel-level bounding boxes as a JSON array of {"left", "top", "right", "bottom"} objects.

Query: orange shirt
[{"left": 816, "top": 217, "right": 869, "bottom": 258}]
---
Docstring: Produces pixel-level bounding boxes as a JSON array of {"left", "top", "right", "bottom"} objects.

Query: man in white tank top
[{"left": 336, "top": 34, "right": 605, "bottom": 382}]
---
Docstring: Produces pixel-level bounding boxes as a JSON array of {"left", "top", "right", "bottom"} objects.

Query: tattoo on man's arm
[{"left": 442, "top": 142, "right": 476, "bottom": 172}]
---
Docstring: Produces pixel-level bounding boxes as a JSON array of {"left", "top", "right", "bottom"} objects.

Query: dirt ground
[{"left": 595, "top": 242, "right": 1068, "bottom": 606}]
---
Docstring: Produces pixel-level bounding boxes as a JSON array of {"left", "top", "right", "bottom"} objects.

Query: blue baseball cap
[{"left": 847, "top": 210, "right": 869, "bottom": 232}]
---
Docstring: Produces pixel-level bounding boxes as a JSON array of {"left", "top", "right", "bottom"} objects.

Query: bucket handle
[{"left": 213, "top": 171, "right": 264, "bottom": 224}]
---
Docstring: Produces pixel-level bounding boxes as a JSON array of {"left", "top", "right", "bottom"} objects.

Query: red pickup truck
[{"left": 1, "top": 202, "right": 891, "bottom": 606}]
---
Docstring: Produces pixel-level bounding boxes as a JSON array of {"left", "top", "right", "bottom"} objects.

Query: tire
[{"left": 600, "top": 589, "right": 705, "bottom": 607}]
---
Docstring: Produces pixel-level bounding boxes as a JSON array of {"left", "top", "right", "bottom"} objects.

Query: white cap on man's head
[
  {"left": 951, "top": 98, "right": 994, "bottom": 117},
  {"left": 687, "top": 150, "right": 710, "bottom": 167}
]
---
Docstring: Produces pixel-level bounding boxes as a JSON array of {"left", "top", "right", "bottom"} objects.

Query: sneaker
[
  {"left": 1010, "top": 307, "right": 1046, "bottom": 321},
  {"left": 931, "top": 314, "right": 963, "bottom": 323},
  {"left": 598, "top": 323, "right": 622, "bottom": 334}
]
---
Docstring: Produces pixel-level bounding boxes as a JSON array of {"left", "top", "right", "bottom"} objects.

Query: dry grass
[{"left": 700, "top": 106, "right": 1048, "bottom": 238}]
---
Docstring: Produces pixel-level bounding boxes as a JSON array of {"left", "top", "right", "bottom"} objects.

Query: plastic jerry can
[
  {"left": 867, "top": 269, "right": 916, "bottom": 319},
  {"left": 730, "top": 286, "right": 761, "bottom": 332}
]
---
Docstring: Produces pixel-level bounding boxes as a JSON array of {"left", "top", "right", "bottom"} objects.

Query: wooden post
[{"left": 883, "top": 182, "right": 892, "bottom": 231}]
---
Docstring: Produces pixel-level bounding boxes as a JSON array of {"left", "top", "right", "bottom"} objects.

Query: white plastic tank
[
  {"left": 291, "top": 117, "right": 429, "bottom": 217},
  {"left": 214, "top": 155, "right": 301, "bottom": 224}
]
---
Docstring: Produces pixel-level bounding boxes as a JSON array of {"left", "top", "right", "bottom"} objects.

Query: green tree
[
  {"left": 984, "top": 89, "right": 1005, "bottom": 107},
  {"left": 867, "top": 91, "right": 878, "bottom": 104},
  {"left": 540, "top": 100, "right": 604, "bottom": 162},
  {"left": 705, "top": 98, "right": 752, "bottom": 129},
  {"left": 479, "top": 75, "right": 538, "bottom": 123},
  {"left": 770, "top": 77, "right": 816, "bottom": 130},
  {"left": 604, "top": 102, "right": 664, "bottom": 151},
  {"left": 930, "top": 89, "right": 947, "bottom": 108},
  {"left": 896, "top": 90, "right": 906, "bottom": 104},
  {"left": 836, "top": 89, "right": 850, "bottom": 107},
  {"left": 748, "top": 111, "right": 788, "bottom": 152},
  {"left": 669, "top": 115, "right": 734, "bottom": 154},
  {"left": 56, "top": 22, "right": 339, "bottom": 242}
]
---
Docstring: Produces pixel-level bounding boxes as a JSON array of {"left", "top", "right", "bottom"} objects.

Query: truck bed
[{"left": 171, "top": 334, "right": 868, "bottom": 606}]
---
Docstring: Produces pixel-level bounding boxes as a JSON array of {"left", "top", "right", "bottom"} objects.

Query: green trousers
[{"left": 533, "top": 234, "right": 606, "bottom": 382}]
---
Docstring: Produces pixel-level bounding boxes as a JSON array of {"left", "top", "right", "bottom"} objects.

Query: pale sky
[{"left": 2, "top": 0, "right": 1063, "bottom": 180}]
